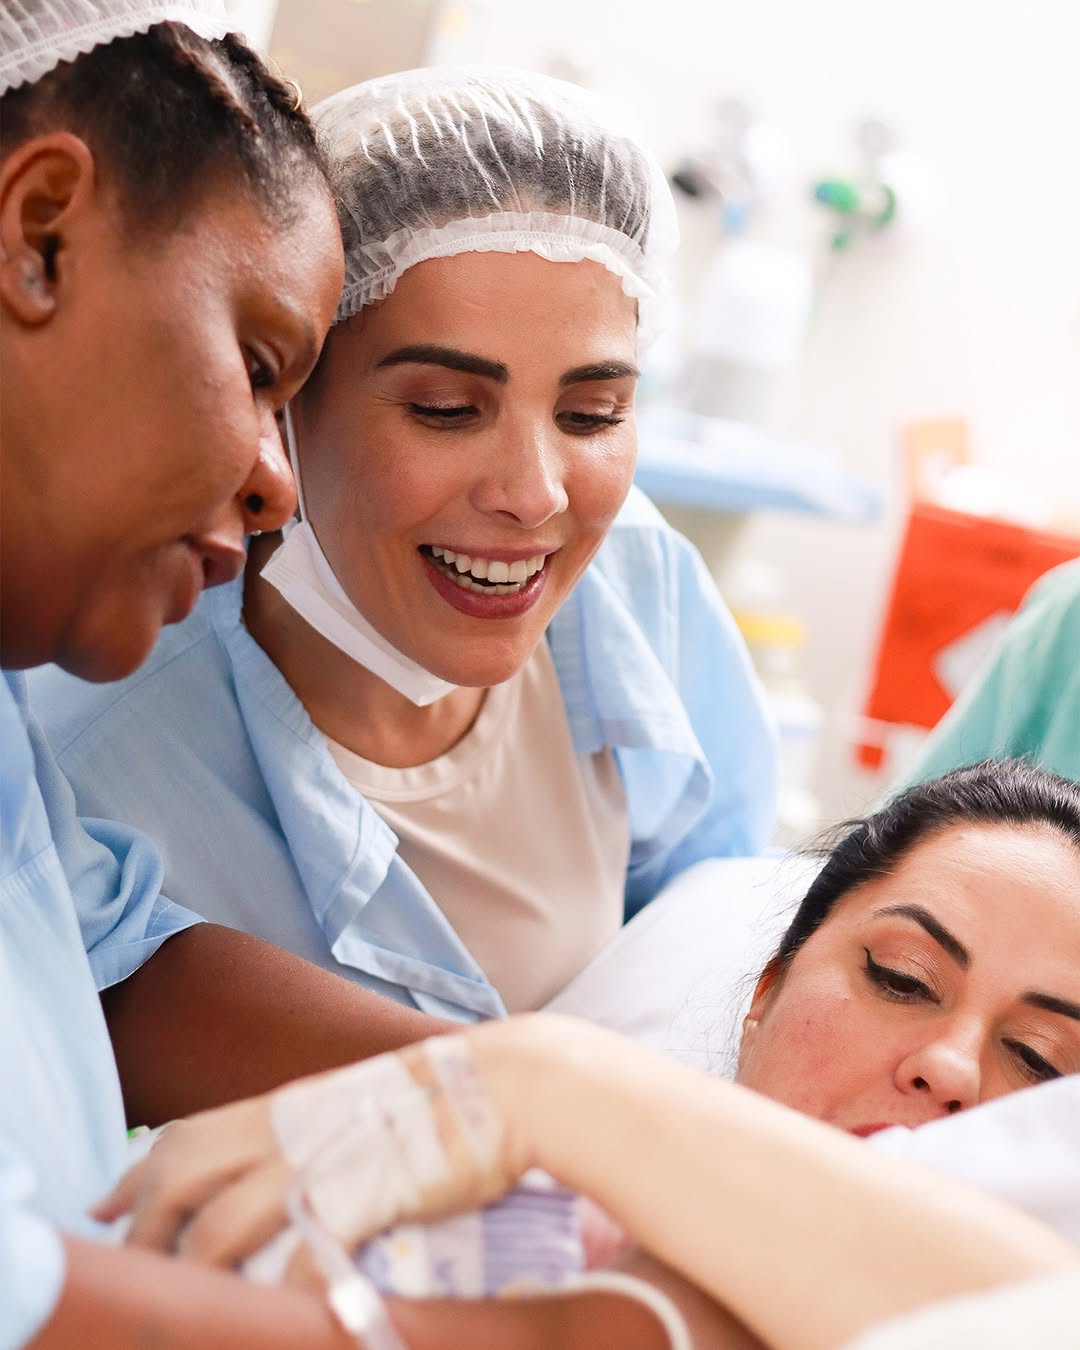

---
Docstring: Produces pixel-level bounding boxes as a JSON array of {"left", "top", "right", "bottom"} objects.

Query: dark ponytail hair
[
  {"left": 766, "top": 760, "right": 1080, "bottom": 983},
  {"left": 1, "top": 22, "right": 325, "bottom": 232}
]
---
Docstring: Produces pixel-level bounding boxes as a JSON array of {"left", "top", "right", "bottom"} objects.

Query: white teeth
[{"left": 428, "top": 547, "right": 550, "bottom": 588}]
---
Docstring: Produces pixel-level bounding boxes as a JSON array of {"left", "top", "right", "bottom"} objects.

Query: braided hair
[{"left": 0, "top": 22, "right": 325, "bottom": 238}]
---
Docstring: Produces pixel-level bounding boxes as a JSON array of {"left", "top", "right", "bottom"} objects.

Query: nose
[
  {"left": 895, "top": 1025, "right": 983, "bottom": 1117},
  {"left": 469, "top": 426, "right": 569, "bottom": 530},
  {"left": 239, "top": 422, "right": 298, "bottom": 536}
]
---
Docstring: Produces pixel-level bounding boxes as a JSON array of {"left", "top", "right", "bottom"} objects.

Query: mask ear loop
[{"left": 282, "top": 403, "right": 307, "bottom": 533}]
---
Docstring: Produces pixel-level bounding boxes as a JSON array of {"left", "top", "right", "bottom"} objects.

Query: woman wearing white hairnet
[{"left": 32, "top": 67, "right": 778, "bottom": 1026}]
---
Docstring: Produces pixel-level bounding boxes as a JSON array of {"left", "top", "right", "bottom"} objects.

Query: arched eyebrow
[
  {"left": 376, "top": 345, "right": 509, "bottom": 383},
  {"left": 559, "top": 361, "right": 639, "bottom": 386},
  {"left": 872, "top": 904, "right": 970, "bottom": 969},
  {"left": 1024, "top": 992, "right": 1080, "bottom": 1022},
  {"left": 374, "top": 348, "right": 640, "bottom": 389},
  {"left": 874, "top": 907, "right": 1080, "bottom": 1018}
]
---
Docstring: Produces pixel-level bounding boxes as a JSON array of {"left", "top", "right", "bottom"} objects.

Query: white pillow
[{"left": 548, "top": 855, "right": 816, "bottom": 1073}]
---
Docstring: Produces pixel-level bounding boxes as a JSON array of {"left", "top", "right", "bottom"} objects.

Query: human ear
[
  {"left": 738, "top": 964, "right": 782, "bottom": 1061},
  {"left": 0, "top": 133, "right": 95, "bottom": 326}
]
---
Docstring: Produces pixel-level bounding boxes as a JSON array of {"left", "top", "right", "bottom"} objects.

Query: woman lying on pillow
[{"left": 101, "top": 760, "right": 1080, "bottom": 1348}]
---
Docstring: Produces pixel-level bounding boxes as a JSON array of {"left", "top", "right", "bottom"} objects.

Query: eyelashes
[
  {"left": 245, "top": 347, "right": 278, "bottom": 394},
  {"left": 1003, "top": 1038, "right": 1062, "bottom": 1084},
  {"left": 407, "top": 403, "right": 475, "bottom": 423},
  {"left": 862, "top": 948, "right": 1065, "bottom": 1084},
  {"left": 558, "top": 412, "right": 626, "bottom": 431},
  {"left": 406, "top": 404, "right": 626, "bottom": 434},
  {"left": 863, "top": 948, "right": 936, "bottom": 1004}
]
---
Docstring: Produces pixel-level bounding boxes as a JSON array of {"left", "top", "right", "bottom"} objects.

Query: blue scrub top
[
  {"left": 30, "top": 488, "right": 779, "bottom": 1021},
  {"left": 0, "top": 671, "right": 200, "bottom": 1346},
  {"left": 899, "top": 557, "right": 1080, "bottom": 789}
]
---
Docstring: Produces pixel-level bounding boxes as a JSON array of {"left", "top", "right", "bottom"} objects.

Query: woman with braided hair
[
  {"left": 0, "top": 4, "right": 534, "bottom": 1346},
  {"left": 5, "top": 16, "right": 1074, "bottom": 1350},
  {"left": 4, "top": 15, "right": 781, "bottom": 1346}
]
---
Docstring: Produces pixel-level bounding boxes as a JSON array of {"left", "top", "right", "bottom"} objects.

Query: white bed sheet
[{"left": 843, "top": 1270, "right": 1080, "bottom": 1349}]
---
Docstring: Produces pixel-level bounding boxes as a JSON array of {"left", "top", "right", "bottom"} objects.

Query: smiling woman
[
  {"left": 32, "top": 65, "right": 778, "bottom": 1022},
  {"left": 273, "top": 249, "right": 641, "bottom": 697}
]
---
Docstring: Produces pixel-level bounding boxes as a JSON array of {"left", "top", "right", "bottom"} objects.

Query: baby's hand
[{"left": 580, "top": 1197, "right": 632, "bottom": 1270}]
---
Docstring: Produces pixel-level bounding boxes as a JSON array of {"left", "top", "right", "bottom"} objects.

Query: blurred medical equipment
[
  {"left": 856, "top": 419, "right": 1080, "bottom": 774},
  {"left": 897, "top": 557, "right": 1080, "bottom": 790},
  {"left": 734, "top": 608, "right": 824, "bottom": 846},
  {"left": 671, "top": 108, "right": 929, "bottom": 424},
  {"left": 671, "top": 101, "right": 811, "bottom": 424},
  {"left": 812, "top": 117, "right": 927, "bottom": 253}
]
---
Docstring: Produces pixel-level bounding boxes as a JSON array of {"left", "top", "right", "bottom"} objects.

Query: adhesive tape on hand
[
  {"left": 270, "top": 1036, "right": 504, "bottom": 1243},
  {"left": 272, "top": 1051, "right": 443, "bottom": 1237}
]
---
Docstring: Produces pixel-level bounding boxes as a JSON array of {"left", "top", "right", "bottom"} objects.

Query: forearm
[
  {"left": 614, "top": 1248, "right": 767, "bottom": 1349},
  {"left": 29, "top": 1237, "right": 352, "bottom": 1349},
  {"left": 103, "top": 925, "right": 453, "bottom": 1125},
  {"left": 489, "top": 1018, "right": 1077, "bottom": 1350},
  {"left": 29, "top": 1239, "right": 682, "bottom": 1350},
  {"left": 392, "top": 1289, "right": 672, "bottom": 1350}
]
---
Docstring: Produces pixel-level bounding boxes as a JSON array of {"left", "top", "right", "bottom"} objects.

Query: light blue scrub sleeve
[
  {"left": 0, "top": 1144, "right": 65, "bottom": 1349},
  {"left": 614, "top": 522, "right": 779, "bottom": 914},
  {"left": 22, "top": 686, "right": 203, "bottom": 990},
  {"left": 1, "top": 674, "right": 204, "bottom": 1347}
]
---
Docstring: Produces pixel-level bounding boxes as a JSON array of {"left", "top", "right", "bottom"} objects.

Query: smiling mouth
[{"left": 420, "top": 545, "right": 549, "bottom": 595}]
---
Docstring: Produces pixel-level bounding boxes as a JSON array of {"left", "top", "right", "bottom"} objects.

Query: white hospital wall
[{"left": 430, "top": 0, "right": 1080, "bottom": 823}]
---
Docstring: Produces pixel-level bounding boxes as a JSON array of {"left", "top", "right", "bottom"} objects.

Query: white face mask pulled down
[{"left": 259, "top": 408, "right": 458, "bottom": 709}]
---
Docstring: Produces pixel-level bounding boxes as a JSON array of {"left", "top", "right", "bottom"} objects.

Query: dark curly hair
[{"left": 1, "top": 21, "right": 327, "bottom": 237}]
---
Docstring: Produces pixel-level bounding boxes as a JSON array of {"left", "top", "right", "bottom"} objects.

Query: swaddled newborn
[{"left": 242, "top": 1169, "right": 589, "bottom": 1298}]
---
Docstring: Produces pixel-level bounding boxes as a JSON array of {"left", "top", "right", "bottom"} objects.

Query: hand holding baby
[{"left": 95, "top": 1020, "right": 557, "bottom": 1270}]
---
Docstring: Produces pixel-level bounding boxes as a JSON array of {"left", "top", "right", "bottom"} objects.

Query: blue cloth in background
[{"left": 898, "top": 557, "right": 1080, "bottom": 789}]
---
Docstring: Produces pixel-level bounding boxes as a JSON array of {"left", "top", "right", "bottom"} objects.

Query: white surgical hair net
[
  {"left": 312, "top": 66, "right": 679, "bottom": 348},
  {"left": 0, "top": 0, "right": 228, "bottom": 96}
]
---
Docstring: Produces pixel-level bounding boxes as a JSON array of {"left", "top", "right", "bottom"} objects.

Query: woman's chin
[
  {"left": 420, "top": 642, "right": 540, "bottom": 691},
  {"left": 59, "top": 607, "right": 162, "bottom": 684},
  {"left": 60, "top": 637, "right": 154, "bottom": 685}
]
